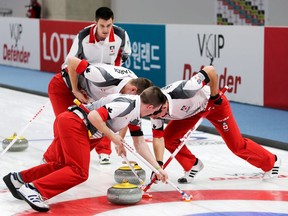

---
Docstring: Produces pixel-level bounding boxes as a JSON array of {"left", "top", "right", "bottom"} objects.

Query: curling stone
[
  {"left": 2, "top": 133, "right": 29, "bottom": 152},
  {"left": 107, "top": 180, "right": 142, "bottom": 205},
  {"left": 114, "top": 162, "right": 145, "bottom": 185}
]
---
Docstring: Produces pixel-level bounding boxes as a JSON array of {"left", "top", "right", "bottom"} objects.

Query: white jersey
[
  {"left": 79, "top": 63, "right": 138, "bottom": 100},
  {"left": 73, "top": 94, "right": 141, "bottom": 138},
  {"left": 151, "top": 74, "right": 210, "bottom": 130},
  {"left": 62, "top": 24, "right": 131, "bottom": 68}
]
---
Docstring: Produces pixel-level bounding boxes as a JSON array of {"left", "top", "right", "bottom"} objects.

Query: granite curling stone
[
  {"left": 2, "top": 133, "right": 29, "bottom": 152},
  {"left": 107, "top": 180, "right": 142, "bottom": 205},
  {"left": 114, "top": 162, "right": 146, "bottom": 185}
]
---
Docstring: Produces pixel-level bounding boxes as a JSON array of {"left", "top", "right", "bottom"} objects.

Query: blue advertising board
[{"left": 116, "top": 23, "right": 166, "bottom": 87}]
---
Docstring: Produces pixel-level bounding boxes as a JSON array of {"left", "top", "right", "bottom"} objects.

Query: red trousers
[
  {"left": 20, "top": 112, "right": 101, "bottom": 199},
  {"left": 47, "top": 73, "right": 75, "bottom": 116},
  {"left": 44, "top": 73, "right": 111, "bottom": 162},
  {"left": 164, "top": 95, "right": 275, "bottom": 172}
]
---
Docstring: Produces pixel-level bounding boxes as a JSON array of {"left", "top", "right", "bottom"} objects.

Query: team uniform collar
[
  {"left": 117, "top": 78, "right": 132, "bottom": 93},
  {"left": 134, "top": 96, "right": 141, "bottom": 119},
  {"left": 163, "top": 92, "right": 172, "bottom": 117}
]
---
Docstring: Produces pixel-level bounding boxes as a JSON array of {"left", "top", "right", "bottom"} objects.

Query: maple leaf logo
[
  {"left": 130, "top": 118, "right": 140, "bottom": 125},
  {"left": 107, "top": 107, "right": 113, "bottom": 113}
]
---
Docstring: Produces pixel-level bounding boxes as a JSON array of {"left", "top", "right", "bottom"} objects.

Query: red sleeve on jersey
[
  {"left": 128, "top": 124, "right": 143, "bottom": 136},
  {"left": 128, "top": 124, "right": 141, "bottom": 132},
  {"left": 198, "top": 70, "right": 210, "bottom": 85},
  {"left": 96, "top": 107, "right": 109, "bottom": 122},
  {"left": 76, "top": 59, "right": 89, "bottom": 74},
  {"left": 152, "top": 129, "right": 164, "bottom": 138},
  {"left": 114, "top": 49, "right": 122, "bottom": 66}
]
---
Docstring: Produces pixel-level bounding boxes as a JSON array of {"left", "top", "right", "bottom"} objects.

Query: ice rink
[{"left": 0, "top": 87, "right": 287, "bottom": 216}]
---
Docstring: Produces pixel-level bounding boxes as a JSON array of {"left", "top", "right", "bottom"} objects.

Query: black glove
[
  {"left": 209, "top": 93, "right": 223, "bottom": 105},
  {"left": 150, "top": 161, "right": 163, "bottom": 184}
]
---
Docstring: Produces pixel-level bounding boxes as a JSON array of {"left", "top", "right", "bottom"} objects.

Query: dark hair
[
  {"left": 140, "top": 86, "right": 167, "bottom": 107},
  {"left": 95, "top": 7, "right": 114, "bottom": 21},
  {"left": 130, "top": 78, "right": 154, "bottom": 95}
]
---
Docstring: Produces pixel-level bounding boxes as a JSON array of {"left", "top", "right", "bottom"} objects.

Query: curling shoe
[
  {"left": 263, "top": 155, "right": 281, "bottom": 181},
  {"left": 18, "top": 183, "right": 50, "bottom": 212},
  {"left": 99, "top": 153, "right": 111, "bottom": 165},
  {"left": 178, "top": 158, "right": 204, "bottom": 184},
  {"left": 3, "top": 172, "right": 24, "bottom": 200}
]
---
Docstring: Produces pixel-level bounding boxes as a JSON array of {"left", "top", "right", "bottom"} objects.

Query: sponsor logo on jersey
[
  {"left": 109, "top": 45, "right": 115, "bottom": 55},
  {"left": 180, "top": 105, "right": 190, "bottom": 112}
]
